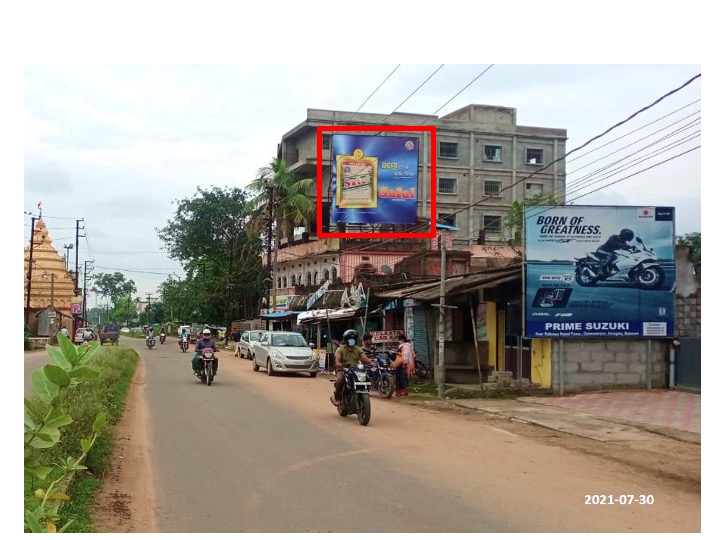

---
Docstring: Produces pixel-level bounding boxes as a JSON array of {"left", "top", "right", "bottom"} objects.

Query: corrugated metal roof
[{"left": 374, "top": 264, "right": 522, "bottom": 301}]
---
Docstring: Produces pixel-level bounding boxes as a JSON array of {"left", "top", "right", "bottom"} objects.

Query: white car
[
  {"left": 252, "top": 331, "right": 319, "bottom": 377},
  {"left": 239, "top": 330, "right": 264, "bottom": 359}
]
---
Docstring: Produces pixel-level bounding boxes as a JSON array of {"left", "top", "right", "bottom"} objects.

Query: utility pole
[
  {"left": 74, "top": 219, "right": 85, "bottom": 295},
  {"left": 25, "top": 217, "right": 38, "bottom": 327},
  {"left": 83, "top": 260, "right": 94, "bottom": 322},
  {"left": 264, "top": 183, "right": 275, "bottom": 330},
  {"left": 431, "top": 229, "right": 455, "bottom": 397},
  {"left": 63, "top": 243, "right": 74, "bottom": 271}
]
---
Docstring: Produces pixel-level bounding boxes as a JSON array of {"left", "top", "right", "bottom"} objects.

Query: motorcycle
[
  {"left": 179, "top": 336, "right": 189, "bottom": 353},
  {"left": 574, "top": 236, "right": 665, "bottom": 290},
  {"left": 366, "top": 350, "right": 396, "bottom": 398},
  {"left": 196, "top": 347, "right": 218, "bottom": 386},
  {"left": 146, "top": 336, "right": 155, "bottom": 349},
  {"left": 159, "top": 332, "right": 166, "bottom": 344},
  {"left": 331, "top": 363, "right": 372, "bottom": 426}
]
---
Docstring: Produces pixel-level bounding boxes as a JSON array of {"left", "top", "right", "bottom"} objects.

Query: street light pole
[{"left": 63, "top": 243, "right": 74, "bottom": 272}]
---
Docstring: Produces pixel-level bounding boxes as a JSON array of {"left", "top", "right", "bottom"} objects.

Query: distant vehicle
[
  {"left": 99, "top": 323, "right": 119, "bottom": 346},
  {"left": 74, "top": 327, "right": 97, "bottom": 344},
  {"left": 251, "top": 331, "right": 318, "bottom": 377},
  {"left": 120, "top": 327, "right": 130, "bottom": 333},
  {"left": 239, "top": 330, "right": 264, "bottom": 359}
]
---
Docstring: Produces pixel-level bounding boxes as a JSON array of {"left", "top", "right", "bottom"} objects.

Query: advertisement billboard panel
[
  {"left": 330, "top": 134, "right": 419, "bottom": 225},
  {"left": 524, "top": 205, "right": 675, "bottom": 338}
]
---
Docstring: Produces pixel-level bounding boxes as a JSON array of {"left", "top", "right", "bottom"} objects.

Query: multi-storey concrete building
[{"left": 278, "top": 104, "right": 567, "bottom": 245}]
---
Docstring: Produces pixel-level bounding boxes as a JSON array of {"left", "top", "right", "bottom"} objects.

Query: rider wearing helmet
[
  {"left": 192, "top": 328, "right": 218, "bottom": 375},
  {"left": 331, "top": 329, "right": 371, "bottom": 406},
  {"left": 596, "top": 228, "right": 637, "bottom": 272}
]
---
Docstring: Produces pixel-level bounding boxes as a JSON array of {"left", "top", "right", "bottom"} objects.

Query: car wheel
[
  {"left": 252, "top": 357, "right": 259, "bottom": 372},
  {"left": 309, "top": 372, "right": 318, "bottom": 378},
  {"left": 267, "top": 359, "right": 275, "bottom": 376}
]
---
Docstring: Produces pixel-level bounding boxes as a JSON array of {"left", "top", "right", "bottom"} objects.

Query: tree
[
  {"left": 677, "top": 232, "right": 701, "bottom": 273},
  {"left": 505, "top": 193, "right": 559, "bottom": 254},
  {"left": 156, "top": 186, "right": 265, "bottom": 326},
  {"left": 92, "top": 273, "right": 137, "bottom": 321},
  {"left": 246, "top": 157, "right": 314, "bottom": 240}
]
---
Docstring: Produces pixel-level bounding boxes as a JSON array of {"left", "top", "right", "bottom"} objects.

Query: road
[
  {"left": 24, "top": 349, "right": 53, "bottom": 395},
  {"left": 83, "top": 336, "right": 700, "bottom": 534}
]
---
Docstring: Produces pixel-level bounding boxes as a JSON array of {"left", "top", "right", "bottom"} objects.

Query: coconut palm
[{"left": 247, "top": 157, "right": 314, "bottom": 242}]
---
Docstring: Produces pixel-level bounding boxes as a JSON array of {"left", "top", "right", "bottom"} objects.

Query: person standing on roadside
[
  {"left": 394, "top": 334, "right": 416, "bottom": 396},
  {"left": 232, "top": 328, "right": 242, "bottom": 357}
]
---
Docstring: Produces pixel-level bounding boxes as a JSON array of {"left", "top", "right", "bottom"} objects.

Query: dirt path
[{"left": 90, "top": 358, "right": 159, "bottom": 532}]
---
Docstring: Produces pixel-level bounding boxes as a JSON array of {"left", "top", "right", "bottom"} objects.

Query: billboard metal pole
[
  {"left": 646, "top": 339, "right": 652, "bottom": 389},
  {"left": 436, "top": 229, "right": 447, "bottom": 397},
  {"left": 559, "top": 339, "right": 565, "bottom": 395}
]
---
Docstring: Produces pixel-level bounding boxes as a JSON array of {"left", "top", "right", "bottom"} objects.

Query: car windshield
[
  {"left": 249, "top": 332, "right": 262, "bottom": 341},
  {"left": 271, "top": 334, "right": 308, "bottom": 347},
  {"left": 104, "top": 325, "right": 118, "bottom": 332}
]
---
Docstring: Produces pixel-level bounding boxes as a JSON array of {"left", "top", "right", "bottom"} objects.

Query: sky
[{"left": 22, "top": 63, "right": 702, "bottom": 305}]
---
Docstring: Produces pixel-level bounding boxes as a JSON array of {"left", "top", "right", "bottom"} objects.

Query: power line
[
  {"left": 388, "top": 64, "right": 444, "bottom": 114},
  {"left": 347, "top": 64, "right": 401, "bottom": 122},
  {"left": 429, "top": 64, "right": 495, "bottom": 116}
]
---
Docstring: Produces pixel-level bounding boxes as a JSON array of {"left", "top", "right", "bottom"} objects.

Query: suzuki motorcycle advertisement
[{"left": 524, "top": 205, "right": 675, "bottom": 338}]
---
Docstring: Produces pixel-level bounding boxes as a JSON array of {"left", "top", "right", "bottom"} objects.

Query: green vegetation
[
  {"left": 25, "top": 323, "right": 31, "bottom": 350},
  {"left": 24, "top": 338, "right": 139, "bottom": 533}
]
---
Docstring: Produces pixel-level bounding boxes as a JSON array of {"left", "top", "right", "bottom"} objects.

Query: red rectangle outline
[{"left": 316, "top": 125, "right": 436, "bottom": 239}]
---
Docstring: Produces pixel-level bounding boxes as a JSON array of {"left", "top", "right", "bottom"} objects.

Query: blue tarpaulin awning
[{"left": 260, "top": 311, "right": 301, "bottom": 319}]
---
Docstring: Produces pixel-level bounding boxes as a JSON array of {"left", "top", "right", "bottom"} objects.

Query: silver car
[
  {"left": 252, "top": 331, "right": 319, "bottom": 377},
  {"left": 239, "top": 330, "right": 264, "bottom": 359}
]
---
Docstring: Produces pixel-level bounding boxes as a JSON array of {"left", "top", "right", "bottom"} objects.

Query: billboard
[
  {"left": 330, "top": 134, "right": 419, "bottom": 224},
  {"left": 524, "top": 205, "right": 675, "bottom": 339}
]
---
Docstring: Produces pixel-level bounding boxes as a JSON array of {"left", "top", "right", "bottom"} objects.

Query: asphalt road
[
  {"left": 24, "top": 349, "right": 53, "bottom": 395},
  {"left": 118, "top": 337, "right": 699, "bottom": 534}
]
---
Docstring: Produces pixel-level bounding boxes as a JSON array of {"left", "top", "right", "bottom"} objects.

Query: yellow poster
[{"left": 336, "top": 149, "right": 378, "bottom": 209}]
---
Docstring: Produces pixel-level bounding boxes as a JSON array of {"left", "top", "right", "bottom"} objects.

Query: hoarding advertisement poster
[
  {"left": 524, "top": 205, "right": 675, "bottom": 339},
  {"left": 331, "top": 134, "right": 419, "bottom": 224}
]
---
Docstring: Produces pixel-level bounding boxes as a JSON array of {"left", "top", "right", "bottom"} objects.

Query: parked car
[
  {"left": 99, "top": 323, "right": 119, "bottom": 345},
  {"left": 120, "top": 327, "right": 130, "bottom": 333},
  {"left": 74, "top": 327, "right": 97, "bottom": 344},
  {"left": 251, "top": 331, "right": 318, "bottom": 377},
  {"left": 239, "top": 330, "right": 264, "bottom": 359}
]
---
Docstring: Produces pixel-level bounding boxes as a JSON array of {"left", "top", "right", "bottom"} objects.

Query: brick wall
[{"left": 552, "top": 339, "right": 669, "bottom": 393}]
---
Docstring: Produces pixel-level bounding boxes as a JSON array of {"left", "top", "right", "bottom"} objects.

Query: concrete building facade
[{"left": 278, "top": 104, "right": 568, "bottom": 245}]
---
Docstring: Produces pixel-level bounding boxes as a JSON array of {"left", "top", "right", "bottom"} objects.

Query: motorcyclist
[
  {"left": 331, "top": 329, "right": 371, "bottom": 407},
  {"left": 146, "top": 328, "right": 155, "bottom": 346},
  {"left": 193, "top": 328, "right": 218, "bottom": 375},
  {"left": 159, "top": 329, "right": 166, "bottom": 343},
  {"left": 596, "top": 228, "right": 637, "bottom": 273},
  {"left": 179, "top": 327, "right": 189, "bottom": 346}
]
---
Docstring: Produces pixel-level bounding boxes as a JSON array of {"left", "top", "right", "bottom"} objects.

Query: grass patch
[{"left": 24, "top": 346, "right": 139, "bottom": 533}]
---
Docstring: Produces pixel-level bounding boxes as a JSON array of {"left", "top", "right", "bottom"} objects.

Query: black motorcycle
[
  {"left": 179, "top": 336, "right": 189, "bottom": 353},
  {"left": 196, "top": 348, "right": 218, "bottom": 387},
  {"left": 146, "top": 336, "right": 155, "bottom": 349},
  {"left": 331, "top": 363, "right": 372, "bottom": 426},
  {"left": 367, "top": 350, "right": 396, "bottom": 399}
]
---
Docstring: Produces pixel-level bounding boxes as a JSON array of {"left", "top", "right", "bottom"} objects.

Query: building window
[
  {"left": 323, "top": 269, "right": 330, "bottom": 281},
  {"left": 439, "top": 142, "right": 458, "bottom": 159},
  {"left": 526, "top": 182, "right": 543, "bottom": 196},
  {"left": 322, "top": 135, "right": 331, "bottom": 150},
  {"left": 526, "top": 148, "right": 544, "bottom": 165},
  {"left": 484, "top": 145, "right": 502, "bottom": 162},
  {"left": 483, "top": 180, "right": 502, "bottom": 197},
  {"left": 438, "top": 178, "right": 457, "bottom": 194},
  {"left": 331, "top": 267, "right": 338, "bottom": 281},
  {"left": 277, "top": 277, "right": 282, "bottom": 289},
  {"left": 313, "top": 271, "right": 318, "bottom": 284},
  {"left": 306, "top": 272, "right": 312, "bottom": 285},
  {"left": 483, "top": 215, "right": 503, "bottom": 233},
  {"left": 439, "top": 213, "right": 456, "bottom": 227},
  {"left": 282, "top": 276, "right": 287, "bottom": 288},
  {"left": 291, "top": 275, "right": 296, "bottom": 286}
]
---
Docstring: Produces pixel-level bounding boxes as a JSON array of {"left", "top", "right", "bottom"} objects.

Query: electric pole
[
  {"left": 63, "top": 243, "right": 74, "bottom": 271},
  {"left": 264, "top": 183, "right": 275, "bottom": 330},
  {"left": 25, "top": 217, "right": 38, "bottom": 326},
  {"left": 74, "top": 219, "right": 85, "bottom": 295},
  {"left": 83, "top": 260, "right": 94, "bottom": 322},
  {"left": 431, "top": 229, "right": 455, "bottom": 397}
]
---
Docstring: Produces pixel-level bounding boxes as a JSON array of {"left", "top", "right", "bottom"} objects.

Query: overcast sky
[{"left": 22, "top": 64, "right": 701, "bottom": 305}]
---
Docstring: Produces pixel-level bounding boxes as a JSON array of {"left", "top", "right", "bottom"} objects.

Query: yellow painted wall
[
  {"left": 531, "top": 338, "right": 552, "bottom": 388},
  {"left": 486, "top": 302, "right": 497, "bottom": 369},
  {"left": 497, "top": 309, "right": 505, "bottom": 371}
]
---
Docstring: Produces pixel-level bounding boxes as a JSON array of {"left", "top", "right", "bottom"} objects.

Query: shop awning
[
  {"left": 260, "top": 311, "right": 301, "bottom": 319},
  {"left": 374, "top": 264, "right": 522, "bottom": 301}
]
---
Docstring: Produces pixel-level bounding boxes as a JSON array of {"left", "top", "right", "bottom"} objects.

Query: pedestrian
[
  {"left": 393, "top": 333, "right": 416, "bottom": 396},
  {"left": 232, "top": 328, "right": 242, "bottom": 357},
  {"left": 60, "top": 326, "right": 69, "bottom": 338}
]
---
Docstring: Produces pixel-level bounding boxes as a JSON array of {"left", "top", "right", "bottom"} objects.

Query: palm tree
[{"left": 247, "top": 157, "right": 314, "bottom": 243}]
